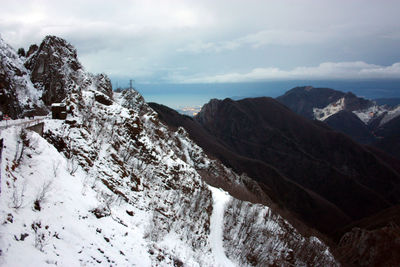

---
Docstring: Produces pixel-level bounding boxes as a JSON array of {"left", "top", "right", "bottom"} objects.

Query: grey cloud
[
  {"left": 1, "top": 0, "right": 399, "bottom": 83},
  {"left": 169, "top": 62, "right": 400, "bottom": 83}
]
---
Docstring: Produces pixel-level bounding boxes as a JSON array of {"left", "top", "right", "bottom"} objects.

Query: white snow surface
[
  {"left": 208, "top": 186, "right": 236, "bottom": 267},
  {"left": 0, "top": 127, "right": 152, "bottom": 266}
]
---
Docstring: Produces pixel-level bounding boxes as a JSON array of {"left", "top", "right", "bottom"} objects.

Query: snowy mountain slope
[
  {"left": 0, "top": 88, "right": 338, "bottom": 266},
  {"left": 224, "top": 198, "right": 337, "bottom": 267},
  {"left": 0, "top": 35, "right": 338, "bottom": 266},
  {"left": 0, "top": 127, "right": 152, "bottom": 266},
  {"left": 310, "top": 88, "right": 400, "bottom": 152}
]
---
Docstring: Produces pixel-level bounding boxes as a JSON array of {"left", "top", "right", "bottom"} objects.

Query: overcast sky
[{"left": 1, "top": 0, "right": 400, "bottom": 84}]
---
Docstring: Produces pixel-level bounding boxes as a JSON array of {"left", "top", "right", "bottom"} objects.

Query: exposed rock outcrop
[
  {"left": 25, "top": 35, "right": 84, "bottom": 105},
  {"left": 0, "top": 36, "right": 44, "bottom": 118}
]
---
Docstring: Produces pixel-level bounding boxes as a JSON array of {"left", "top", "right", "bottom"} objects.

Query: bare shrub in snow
[
  {"left": 11, "top": 182, "right": 26, "bottom": 209},
  {"left": 31, "top": 221, "right": 48, "bottom": 252},
  {"left": 33, "top": 180, "right": 52, "bottom": 211},
  {"left": 82, "top": 97, "right": 95, "bottom": 127},
  {"left": 13, "top": 129, "right": 29, "bottom": 166},
  {"left": 52, "top": 161, "right": 60, "bottom": 177},
  {"left": 90, "top": 192, "right": 116, "bottom": 219},
  {"left": 134, "top": 158, "right": 147, "bottom": 172},
  {"left": 67, "top": 155, "right": 79, "bottom": 175},
  {"left": 94, "top": 118, "right": 106, "bottom": 138},
  {"left": 120, "top": 141, "right": 135, "bottom": 162}
]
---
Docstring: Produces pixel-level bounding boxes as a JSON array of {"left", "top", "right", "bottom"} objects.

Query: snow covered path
[{"left": 209, "top": 186, "right": 236, "bottom": 267}]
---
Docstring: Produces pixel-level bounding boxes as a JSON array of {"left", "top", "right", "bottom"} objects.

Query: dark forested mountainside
[{"left": 324, "top": 110, "right": 375, "bottom": 144}]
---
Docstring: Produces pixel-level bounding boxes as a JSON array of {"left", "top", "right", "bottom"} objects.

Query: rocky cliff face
[{"left": 0, "top": 36, "right": 338, "bottom": 266}]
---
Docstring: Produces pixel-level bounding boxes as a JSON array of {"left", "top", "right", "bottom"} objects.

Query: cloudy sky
[{"left": 1, "top": 0, "right": 400, "bottom": 85}]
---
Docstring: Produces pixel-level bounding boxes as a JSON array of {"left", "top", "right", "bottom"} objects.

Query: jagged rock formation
[
  {"left": 0, "top": 35, "right": 113, "bottom": 119},
  {"left": 0, "top": 36, "right": 338, "bottom": 266},
  {"left": 25, "top": 35, "right": 83, "bottom": 105}
]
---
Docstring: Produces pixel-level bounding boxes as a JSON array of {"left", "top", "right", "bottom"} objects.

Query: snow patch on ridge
[
  {"left": 313, "top": 96, "right": 399, "bottom": 126},
  {"left": 379, "top": 105, "right": 400, "bottom": 126},
  {"left": 313, "top": 98, "right": 345, "bottom": 121},
  {"left": 352, "top": 105, "right": 388, "bottom": 124}
]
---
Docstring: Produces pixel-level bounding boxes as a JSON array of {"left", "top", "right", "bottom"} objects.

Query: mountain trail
[{"left": 209, "top": 186, "right": 236, "bottom": 267}]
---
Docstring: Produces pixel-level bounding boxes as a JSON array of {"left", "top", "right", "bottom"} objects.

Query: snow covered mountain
[
  {"left": 277, "top": 86, "right": 400, "bottom": 127},
  {"left": 313, "top": 93, "right": 399, "bottom": 126},
  {"left": 277, "top": 86, "right": 400, "bottom": 159},
  {"left": 0, "top": 36, "right": 338, "bottom": 266}
]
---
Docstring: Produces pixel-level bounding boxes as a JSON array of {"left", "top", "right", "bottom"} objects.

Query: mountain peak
[{"left": 41, "top": 35, "right": 79, "bottom": 59}]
